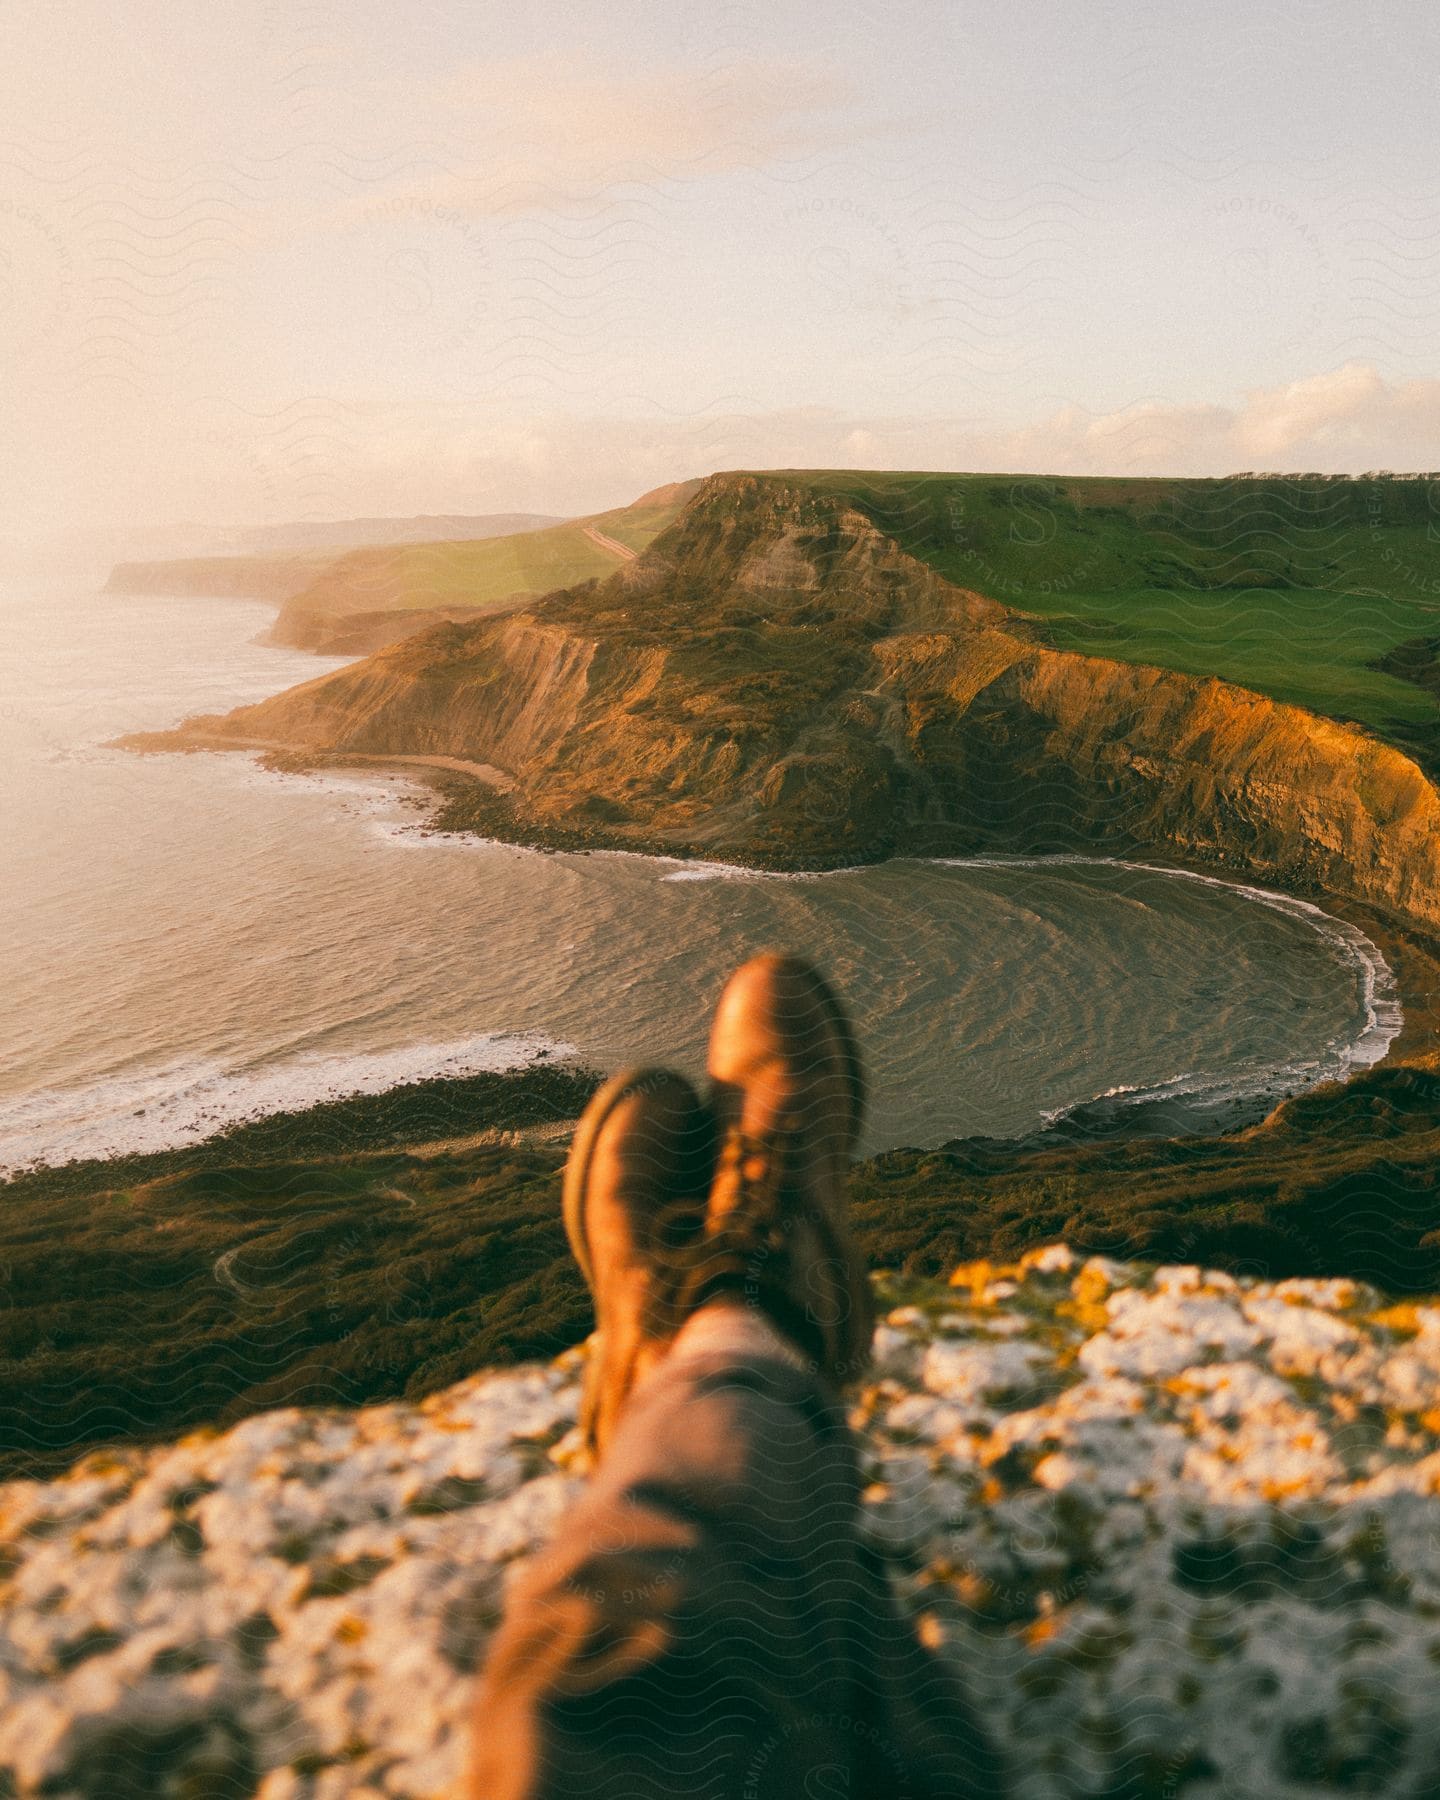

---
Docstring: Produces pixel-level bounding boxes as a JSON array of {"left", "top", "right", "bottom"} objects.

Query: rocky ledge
[{"left": 7, "top": 1246, "right": 1440, "bottom": 1798}]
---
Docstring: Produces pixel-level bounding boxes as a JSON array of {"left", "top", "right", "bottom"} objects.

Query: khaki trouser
[{"left": 471, "top": 1348, "right": 1003, "bottom": 1798}]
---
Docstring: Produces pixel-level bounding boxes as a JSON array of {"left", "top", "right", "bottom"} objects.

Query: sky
[{"left": 2, "top": 0, "right": 1438, "bottom": 545}]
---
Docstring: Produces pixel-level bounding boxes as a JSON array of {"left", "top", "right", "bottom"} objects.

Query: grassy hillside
[
  {"left": 783, "top": 470, "right": 1440, "bottom": 754},
  {"left": 276, "top": 483, "right": 702, "bottom": 623}
]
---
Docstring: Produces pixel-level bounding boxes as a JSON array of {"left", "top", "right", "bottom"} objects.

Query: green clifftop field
[{"left": 785, "top": 470, "right": 1440, "bottom": 763}]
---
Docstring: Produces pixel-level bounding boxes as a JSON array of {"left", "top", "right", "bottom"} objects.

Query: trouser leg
[{"left": 469, "top": 1350, "right": 1002, "bottom": 1799}]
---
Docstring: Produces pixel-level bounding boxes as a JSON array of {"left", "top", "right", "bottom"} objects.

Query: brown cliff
[{"left": 128, "top": 472, "right": 1440, "bottom": 935}]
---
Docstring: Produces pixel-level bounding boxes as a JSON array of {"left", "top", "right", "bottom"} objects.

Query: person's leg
[
  {"left": 471, "top": 1315, "right": 999, "bottom": 1799},
  {"left": 470, "top": 956, "right": 1003, "bottom": 1797}
]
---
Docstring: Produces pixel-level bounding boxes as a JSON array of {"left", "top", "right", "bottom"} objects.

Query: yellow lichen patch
[
  {"left": 1262, "top": 1475, "right": 1323, "bottom": 1502},
  {"left": 1023, "top": 1613, "right": 1063, "bottom": 1648},
  {"left": 1060, "top": 1263, "right": 1118, "bottom": 1333},
  {"left": 949, "top": 1258, "right": 999, "bottom": 1301},
  {"left": 336, "top": 1616, "right": 367, "bottom": 1644},
  {"left": 1371, "top": 1304, "right": 1424, "bottom": 1338}
]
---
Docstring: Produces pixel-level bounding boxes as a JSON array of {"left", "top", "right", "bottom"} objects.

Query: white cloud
[
  {"left": 331, "top": 55, "right": 862, "bottom": 223},
  {"left": 231, "top": 368, "right": 1440, "bottom": 524},
  {"left": 991, "top": 365, "right": 1440, "bottom": 476}
]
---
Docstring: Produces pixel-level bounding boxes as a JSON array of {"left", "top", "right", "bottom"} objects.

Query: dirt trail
[
  {"left": 581, "top": 524, "right": 638, "bottom": 561},
  {"left": 404, "top": 1118, "right": 578, "bottom": 1158}
]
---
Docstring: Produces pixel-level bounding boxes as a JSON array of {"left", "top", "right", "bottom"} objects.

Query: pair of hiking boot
[{"left": 563, "top": 953, "right": 875, "bottom": 1456}]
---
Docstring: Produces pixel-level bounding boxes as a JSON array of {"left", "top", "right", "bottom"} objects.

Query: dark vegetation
[
  {"left": 0, "top": 1066, "right": 599, "bottom": 1480},
  {"left": 7, "top": 1059, "right": 1440, "bottom": 1482},
  {"left": 853, "top": 1064, "right": 1440, "bottom": 1296}
]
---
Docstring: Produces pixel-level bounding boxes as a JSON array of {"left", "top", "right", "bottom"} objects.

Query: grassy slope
[
  {"left": 783, "top": 470, "right": 1440, "bottom": 747},
  {"left": 0, "top": 1067, "right": 601, "bottom": 1480},
  {"left": 285, "top": 489, "right": 699, "bottom": 620}
]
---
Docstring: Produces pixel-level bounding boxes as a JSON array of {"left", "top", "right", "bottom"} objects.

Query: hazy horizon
[{"left": 3, "top": 1, "right": 1438, "bottom": 548}]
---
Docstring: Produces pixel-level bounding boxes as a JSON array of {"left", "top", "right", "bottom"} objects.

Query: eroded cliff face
[
  {"left": 884, "top": 633, "right": 1440, "bottom": 926},
  {"left": 136, "top": 472, "right": 1440, "bottom": 932}
]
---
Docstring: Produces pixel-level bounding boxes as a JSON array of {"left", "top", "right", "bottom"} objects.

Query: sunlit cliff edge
[{"left": 8, "top": 1247, "right": 1440, "bottom": 1798}]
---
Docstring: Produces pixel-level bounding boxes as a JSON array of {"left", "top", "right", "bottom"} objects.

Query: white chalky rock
[
  {"left": 1080, "top": 1285, "right": 1264, "bottom": 1379},
  {"left": 8, "top": 1250, "right": 1440, "bottom": 1797},
  {"left": 923, "top": 1338, "right": 1049, "bottom": 1408}
]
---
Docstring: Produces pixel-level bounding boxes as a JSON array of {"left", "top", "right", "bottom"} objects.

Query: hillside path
[{"left": 580, "top": 524, "right": 638, "bottom": 561}]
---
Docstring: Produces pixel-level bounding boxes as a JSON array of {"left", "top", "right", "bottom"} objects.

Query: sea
[{"left": 0, "top": 582, "right": 1401, "bottom": 1173}]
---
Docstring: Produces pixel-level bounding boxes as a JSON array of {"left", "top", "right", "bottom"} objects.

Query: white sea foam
[
  {"left": 0, "top": 1030, "right": 576, "bottom": 1178},
  {"left": 660, "top": 858, "right": 868, "bottom": 883}
]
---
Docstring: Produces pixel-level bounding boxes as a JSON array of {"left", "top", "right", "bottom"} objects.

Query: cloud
[
  {"left": 993, "top": 365, "right": 1440, "bottom": 476},
  {"left": 333, "top": 54, "right": 863, "bottom": 222},
  {"left": 241, "top": 368, "right": 1440, "bottom": 525}
]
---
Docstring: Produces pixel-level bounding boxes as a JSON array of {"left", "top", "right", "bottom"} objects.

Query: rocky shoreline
[{"left": 9, "top": 1246, "right": 1440, "bottom": 1799}]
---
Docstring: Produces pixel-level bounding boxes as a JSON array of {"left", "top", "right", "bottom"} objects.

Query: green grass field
[
  {"left": 293, "top": 486, "right": 701, "bottom": 620},
  {"left": 783, "top": 470, "right": 1440, "bottom": 746}
]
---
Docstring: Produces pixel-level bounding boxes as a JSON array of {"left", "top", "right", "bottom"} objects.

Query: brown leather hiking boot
[
  {"left": 563, "top": 1067, "right": 715, "bottom": 1459},
  {"left": 687, "top": 952, "right": 874, "bottom": 1385}
]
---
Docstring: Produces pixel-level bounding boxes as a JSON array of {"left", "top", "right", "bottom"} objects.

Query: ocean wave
[
  {"left": 659, "top": 857, "right": 869, "bottom": 883},
  {"left": 0, "top": 1029, "right": 576, "bottom": 1177}
]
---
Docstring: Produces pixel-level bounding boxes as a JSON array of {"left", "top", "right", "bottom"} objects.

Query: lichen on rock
[{"left": 8, "top": 1247, "right": 1440, "bottom": 1797}]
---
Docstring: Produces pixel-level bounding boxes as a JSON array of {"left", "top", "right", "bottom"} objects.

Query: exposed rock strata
[
  {"left": 130, "top": 474, "right": 1440, "bottom": 933},
  {"left": 9, "top": 1248, "right": 1440, "bottom": 1797}
]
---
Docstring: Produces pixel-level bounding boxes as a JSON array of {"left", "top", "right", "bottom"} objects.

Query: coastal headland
[{"left": 124, "top": 472, "right": 1440, "bottom": 924}]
